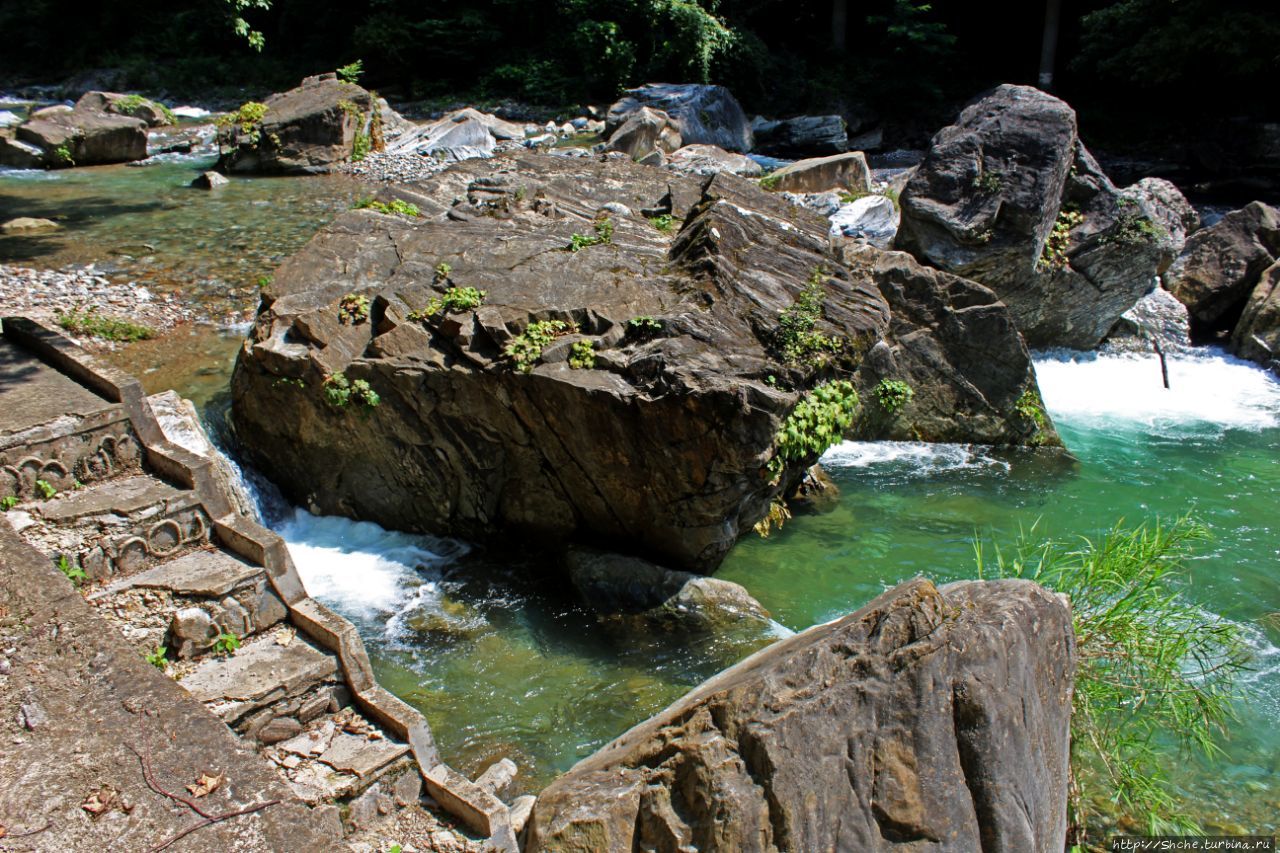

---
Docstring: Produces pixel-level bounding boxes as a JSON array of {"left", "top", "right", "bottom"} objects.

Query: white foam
[
  {"left": 821, "top": 440, "right": 1007, "bottom": 474},
  {"left": 278, "top": 509, "right": 465, "bottom": 622},
  {"left": 1034, "top": 349, "right": 1280, "bottom": 432}
]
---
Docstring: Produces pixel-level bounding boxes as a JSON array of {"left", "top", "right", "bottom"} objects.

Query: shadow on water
[{"left": 0, "top": 189, "right": 166, "bottom": 261}]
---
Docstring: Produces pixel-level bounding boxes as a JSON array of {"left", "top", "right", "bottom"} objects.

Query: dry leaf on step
[
  {"left": 185, "top": 772, "right": 225, "bottom": 798},
  {"left": 82, "top": 784, "right": 128, "bottom": 818}
]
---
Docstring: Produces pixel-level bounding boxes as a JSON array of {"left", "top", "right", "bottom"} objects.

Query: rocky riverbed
[{"left": 0, "top": 263, "right": 200, "bottom": 344}]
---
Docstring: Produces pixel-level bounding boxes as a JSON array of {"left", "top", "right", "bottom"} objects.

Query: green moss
[
  {"left": 759, "top": 173, "right": 782, "bottom": 191},
  {"left": 647, "top": 214, "right": 676, "bottom": 233}
]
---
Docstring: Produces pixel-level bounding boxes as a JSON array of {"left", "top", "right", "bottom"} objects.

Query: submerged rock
[
  {"left": 566, "top": 547, "right": 771, "bottom": 634},
  {"left": 608, "top": 83, "right": 753, "bottom": 153},
  {"left": 1165, "top": 201, "right": 1280, "bottom": 340},
  {"left": 525, "top": 577, "right": 1076, "bottom": 852},
  {"left": 896, "top": 84, "right": 1177, "bottom": 349},
  {"left": 190, "top": 170, "right": 228, "bottom": 189},
  {"left": 231, "top": 154, "right": 1051, "bottom": 571},
  {"left": 217, "top": 73, "right": 378, "bottom": 174}
]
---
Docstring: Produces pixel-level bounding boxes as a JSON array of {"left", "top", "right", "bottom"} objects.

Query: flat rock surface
[
  {"left": 0, "top": 336, "right": 115, "bottom": 435},
  {"left": 0, "top": 518, "right": 336, "bottom": 852}
]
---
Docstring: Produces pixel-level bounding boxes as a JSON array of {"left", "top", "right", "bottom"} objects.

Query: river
[{"left": 3, "top": 155, "right": 1277, "bottom": 829}]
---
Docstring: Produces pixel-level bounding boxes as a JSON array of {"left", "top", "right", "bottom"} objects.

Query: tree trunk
[{"left": 832, "top": 0, "right": 848, "bottom": 51}]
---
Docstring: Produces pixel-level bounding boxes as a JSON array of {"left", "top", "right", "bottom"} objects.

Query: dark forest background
[{"left": 3, "top": 0, "right": 1278, "bottom": 149}]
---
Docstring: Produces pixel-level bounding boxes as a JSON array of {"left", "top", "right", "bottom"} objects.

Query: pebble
[
  {"left": 338, "top": 141, "right": 526, "bottom": 184},
  {"left": 0, "top": 263, "right": 200, "bottom": 340}
]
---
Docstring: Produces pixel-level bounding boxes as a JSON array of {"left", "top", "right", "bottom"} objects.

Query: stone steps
[
  {"left": 10, "top": 472, "right": 212, "bottom": 582},
  {"left": 179, "top": 629, "right": 344, "bottom": 742},
  {"left": 87, "top": 547, "right": 289, "bottom": 660}
]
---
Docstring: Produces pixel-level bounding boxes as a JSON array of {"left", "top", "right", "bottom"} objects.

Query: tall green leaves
[
  {"left": 226, "top": 0, "right": 271, "bottom": 51},
  {"left": 974, "top": 517, "right": 1250, "bottom": 841}
]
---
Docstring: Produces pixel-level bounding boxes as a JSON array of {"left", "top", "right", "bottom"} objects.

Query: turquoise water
[
  {"left": 4, "top": 157, "right": 1276, "bottom": 827},
  {"left": 280, "top": 348, "right": 1280, "bottom": 829}
]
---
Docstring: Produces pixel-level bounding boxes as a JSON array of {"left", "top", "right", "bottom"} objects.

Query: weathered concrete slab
[
  {"left": 37, "top": 474, "right": 186, "bottom": 522},
  {"left": 0, "top": 335, "right": 114, "bottom": 435},
  {"left": 102, "top": 548, "right": 263, "bottom": 598},
  {"left": 319, "top": 732, "right": 411, "bottom": 778},
  {"left": 180, "top": 634, "right": 339, "bottom": 705},
  {"left": 0, "top": 517, "right": 338, "bottom": 852}
]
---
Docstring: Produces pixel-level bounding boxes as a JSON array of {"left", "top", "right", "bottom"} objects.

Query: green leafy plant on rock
[
  {"left": 323, "top": 372, "right": 380, "bottom": 410},
  {"left": 874, "top": 379, "right": 914, "bottom": 415},
  {"left": 35, "top": 479, "right": 57, "bottom": 499},
  {"left": 974, "top": 517, "right": 1249, "bottom": 844},
  {"left": 626, "top": 316, "right": 663, "bottom": 340},
  {"left": 767, "top": 380, "right": 860, "bottom": 479},
  {"left": 753, "top": 497, "right": 792, "bottom": 538},
  {"left": 774, "top": 267, "right": 844, "bottom": 369},
  {"left": 504, "top": 320, "right": 573, "bottom": 372},
  {"left": 217, "top": 101, "right": 268, "bottom": 145},
  {"left": 0, "top": 496, "right": 18, "bottom": 511},
  {"left": 115, "top": 94, "right": 178, "bottom": 126},
  {"left": 1015, "top": 387, "right": 1047, "bottom": 429},
  {"left": 353, "top": 198, "right": 421, "bottom": 218},
  {"left": 971, "top": 167, "right": 1003, "bottom": 194},
  {"left": 337, "top": 59, "right": 365, "bottom": 84},
  {"left": 408, "top": 287, "right": 485, "bottom": 321},
  {"left": 647, "top": 214, "right": 676, "bottom": 233},
  {"left": 145, "top": 645, "right": 168, "bottom": 669},
  {"left": 1105, "top": 198, "right": 1167, "bottom": 247},
  {"left": 434, "top": 262, "right": 452, "bottom": 282},
  {"left": 339, "top": 292, "right": 370, "bottom": 324},
  {"left": 57, "top": 554, "right": 86, "bottom": 586},
  {"left": 212, "top": 631, "right": 240, "bottom": 657},
  {"left": 1038, "top": 207, "right": 1084, "bottom": 272},
  {"left": 53, "top": 143, "right": 74, "bottom": 166},
  {"left": 759, "top": 173, "right": 781, "bottom": 191},
  {"left": 568, "top": 339, "right": 596, "bottom": 369},
  {"left": 567, "top": 218, "right": 614, "bottom": 252}
]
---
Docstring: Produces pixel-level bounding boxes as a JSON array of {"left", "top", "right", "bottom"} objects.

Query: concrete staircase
[{"left": 1, "top": 317, "right": 521, "bottom": 850}]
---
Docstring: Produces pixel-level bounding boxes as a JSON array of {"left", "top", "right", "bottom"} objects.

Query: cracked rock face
[
  {"left": 896, "top": 84, "right": 1179, "bottom": 349},
  {"left": 525, "top": 578, "right": 1076, "bottom": 852},
  {"left": 231, "top": 153, "right": 1049, "bottom": 571}
]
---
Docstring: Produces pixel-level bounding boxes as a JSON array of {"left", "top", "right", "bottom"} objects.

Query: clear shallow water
[
  {"left": 276, "top": 346, "right": 1279, "bottom": 825},
  {"left": 0, "top": 156, "right": 364, "bottom": 320}
]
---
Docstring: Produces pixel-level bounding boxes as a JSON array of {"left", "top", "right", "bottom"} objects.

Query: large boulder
[
  {"left": 382, "top": 107, "right": 521, "bottom": 160},
  {"left": 603, "top": 107, "right": 682, "bottom": 162},
  {"left": 829, "top": 195, "right": 899, "bottom": 247},
  {"left": 2, "top": 102, "right": 147, "bottom": 168},
  {"left": 764, "top": 151, "right": 871, "bottom": 194},
  {"left": 1165, "top": 201, "right": 1280, "bottom": 339},
  {"left": 217, "top": 73, "right": 378, "bottom": 174},
  {"left": 666, "top": 144, "right": 761, "bottom": 177},
  {"left": 75, "top": 91, "right": 175, "bottom": 127},
  {"left": 525, "top": 577, "right": 1076, "bottom": 852},
  {"left": 1123, "top": 177, "right": 1199, "bottom": 261},
  {"left": 230, "top": 154, "right": 1053, "bottom": 571},
  {"left": 1230, "top": 259, "right": 1280, "bottom": 375},
  {"left": 608, "top": 83, "right": 752, "bottom": 153},
  {"left": 752, "top": 114, "right": 848, "bottom": 157},
  {"left": 896, "top": 84, "right": 1176, "bottom": 349}
]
